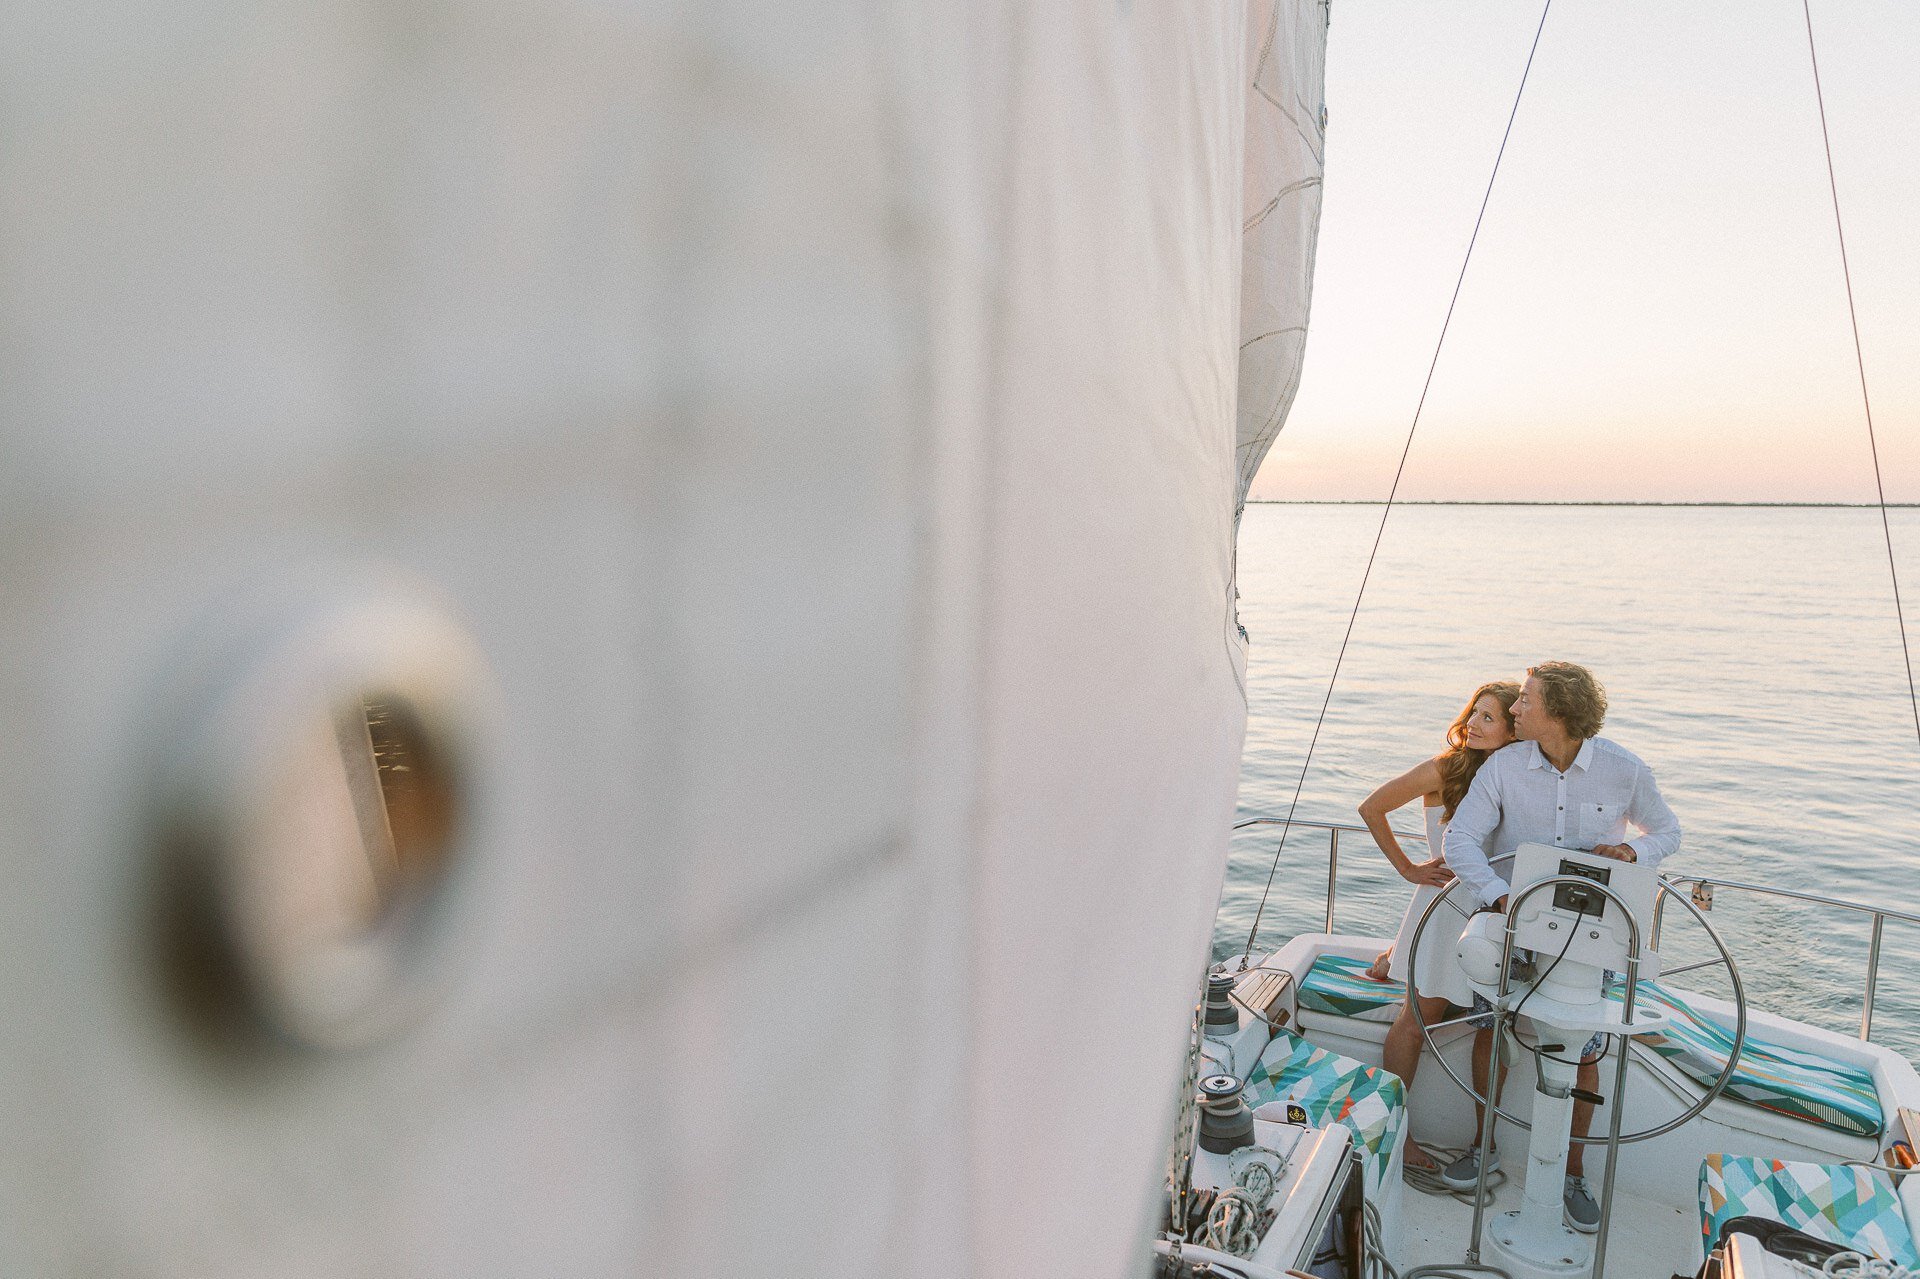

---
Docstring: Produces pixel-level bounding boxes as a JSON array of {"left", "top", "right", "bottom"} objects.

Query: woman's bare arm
[{"left": 1357, "top": 758, "right": 1452, "bottom": 886}]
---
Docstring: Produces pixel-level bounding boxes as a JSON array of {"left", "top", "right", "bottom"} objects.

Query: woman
[{"left": 1355, "top": 680, "right": 1519, "bottom": 1171}]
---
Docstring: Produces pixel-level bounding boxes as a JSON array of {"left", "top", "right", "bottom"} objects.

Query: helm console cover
[{"left": 1509, "top": 842, "right": 1662, "bottom": 978}]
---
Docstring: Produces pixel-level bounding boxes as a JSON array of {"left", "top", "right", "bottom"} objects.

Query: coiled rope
[
  {"left": 1362, "top": 1200, "right": 1403, "bottom": 1279},
  {"left": 1823, "top": 1254, "right": 1916, "bottom": 1279},
  {"left": 1200, "top": 1146, "right": 1287, "bottom": 1257},
  {"left": 1241, "top": 0, "right": 1556, "bottom": 963}
]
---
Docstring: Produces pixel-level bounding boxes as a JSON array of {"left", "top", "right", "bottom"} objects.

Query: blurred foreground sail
[{"left": 0, "top": 0, "right": 1325, "bottom": 1274}]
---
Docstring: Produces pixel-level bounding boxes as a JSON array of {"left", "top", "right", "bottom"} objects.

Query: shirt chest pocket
[{"left": 1579, "top": 801, "right": 1624, "bottom": 847}]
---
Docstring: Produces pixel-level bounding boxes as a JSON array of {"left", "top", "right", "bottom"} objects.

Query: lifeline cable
[
  {"left": 1242, "top": 0, "right": 1556, "bottom": 963},
  {"left": 1800, "top": 0, "right": 1920, "bottom": 759}
]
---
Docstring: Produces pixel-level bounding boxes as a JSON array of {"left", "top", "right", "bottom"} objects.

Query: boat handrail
[{"left": 1232, "top": 814, "right": 1917, "bottom": 1041}]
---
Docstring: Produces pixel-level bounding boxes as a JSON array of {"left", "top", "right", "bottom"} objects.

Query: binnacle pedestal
[
  {"left": 1482, "top": 1015, "right": 1592, "bottom": 1277},
  {"left": 1457, "top": 845, "right": 1672, "bottom": 1279}
]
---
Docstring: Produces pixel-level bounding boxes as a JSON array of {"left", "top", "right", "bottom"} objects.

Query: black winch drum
[
  {"left": 1204, "top": 971, "right": 1240, "bottom": 1033},
  {"left": 1197, "top": 1073, "right": 1256, "bottom": 1153}
]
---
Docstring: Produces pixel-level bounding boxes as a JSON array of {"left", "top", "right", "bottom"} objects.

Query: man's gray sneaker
[
  {"left": 1439, "top": 1145, "right": 1498, "bottom": 1192},
  {"left": 1564, "top": 1174, "right": 1600, "bottom": 1233}
]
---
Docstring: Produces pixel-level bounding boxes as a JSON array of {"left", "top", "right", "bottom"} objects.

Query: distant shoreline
[{"left": 1245, "top": 500, "right": 1920, "bottom": 508}]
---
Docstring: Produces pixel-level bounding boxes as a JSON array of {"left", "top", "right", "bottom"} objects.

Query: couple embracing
[{"left": 1355, "top": 661, "right": 1681, "bottom": 1232}]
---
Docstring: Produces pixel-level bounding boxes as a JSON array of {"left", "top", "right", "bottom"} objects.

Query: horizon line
[{"left": 1245, "top": 500, "right": 1920, "bottom": 508}]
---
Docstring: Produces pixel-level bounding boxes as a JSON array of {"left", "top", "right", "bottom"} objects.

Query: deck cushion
[
  {"left": 1244, "top": 1028, "right": 1405, "bottom": 1193},
  {"left": 1698, "top": 1153, "right": 1917, "bottom": 1265},
  {"left": 1294, "top": 958, "right": 1884, "bottom": 1140},
  {"left": 1608, "top": 979, "right": 1884, "bottom": 1139},
  {"left": 1297, "top": 953, "right": 1404, "bottom": 1023}
]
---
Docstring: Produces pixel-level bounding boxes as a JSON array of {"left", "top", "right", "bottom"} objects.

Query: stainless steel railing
[
  {"left": 1650, "top": 870, "right": 1920, "bottom": 1040},
  {"left": 1235, "top": 815, "right": 1430, "bottom": 936},
  {"left": 1232, "top": 814, "right": 1920, "bottom": 1042}
]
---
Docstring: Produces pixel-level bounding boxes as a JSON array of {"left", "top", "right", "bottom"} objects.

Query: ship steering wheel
[{"left": 1404, "top": 868, "right": 1748, "bottom": 1145}]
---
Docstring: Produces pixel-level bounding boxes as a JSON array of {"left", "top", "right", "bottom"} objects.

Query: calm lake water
[{"left": 1214, "top": 503, "right": 1920, "bottom": 1063}]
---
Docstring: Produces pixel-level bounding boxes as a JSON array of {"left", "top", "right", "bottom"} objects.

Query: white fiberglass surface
[{"left": 1393, "top": 1174, "right": 1699, "bottom": 1277}]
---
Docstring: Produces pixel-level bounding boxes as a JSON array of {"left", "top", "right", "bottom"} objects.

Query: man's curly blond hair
[{"left": 1527, "top": 661, "right": 1607, "bottom": 740}]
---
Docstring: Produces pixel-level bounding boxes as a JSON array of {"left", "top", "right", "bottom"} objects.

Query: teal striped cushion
[
  {"left": 1297, "top": 953, "right": 1404, "bottom": 1023},
  {"left": 1608, "top": 979, "right": 1883, "bottom": 1139}
]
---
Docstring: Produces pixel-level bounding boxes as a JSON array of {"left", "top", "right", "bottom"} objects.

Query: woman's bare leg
[{"left": 1383, "top": 993, "right": 1451, "bottom": 1168}]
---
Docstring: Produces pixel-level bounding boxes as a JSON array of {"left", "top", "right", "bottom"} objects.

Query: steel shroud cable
[{"left": 1242, "top": 0, "right": 1557, "bottom": 962}]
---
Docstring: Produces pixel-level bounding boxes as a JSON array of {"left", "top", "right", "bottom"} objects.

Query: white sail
[
  {"left": 0, "top": 1, "right": 1326, "bottom": 1275},
  {"left": 943, "top": 4, "right": 1331, "bottom": 1274},
  {"left": 1238, "top": 0, "right": 1331, "bottom": 521}
]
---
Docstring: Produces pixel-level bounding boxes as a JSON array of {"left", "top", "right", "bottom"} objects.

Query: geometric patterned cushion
[
  {"left": 1297, "top": 953, "right": 1404, "bottom": 1024},
  {"left": 1609, "top": 979, "right": 1884, "bottom": 1139},
  {"left": 1698, "top": 1153, "right": 1917, "bottom": 1265},
  {"left": 1245, "top": 1028, "right": 1406, "bottom": 1194}
]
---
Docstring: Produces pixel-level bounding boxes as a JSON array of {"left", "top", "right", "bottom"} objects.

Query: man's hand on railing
[{"left": 1401, "top": 856, "right": 1456, "bottom": 888}]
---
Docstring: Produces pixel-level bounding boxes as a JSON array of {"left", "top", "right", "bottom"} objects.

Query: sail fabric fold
[
  {"left": 896, "top": 3, "right": 1334, "bottom": 1276},
  {"left": 0, "top": 0, "right": 1331, "bottom": 1275},
  {"left": 1237, "top": 0, "right": 1330, "bottom": 520}
]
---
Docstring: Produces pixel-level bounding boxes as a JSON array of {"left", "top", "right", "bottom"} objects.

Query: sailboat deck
[
  {"left": 1393, "top": 1171, "right": 1699, "bottom": 1276},
  {"left": 1202, "top": 927, "right": 1920, "bottom": 1277}
]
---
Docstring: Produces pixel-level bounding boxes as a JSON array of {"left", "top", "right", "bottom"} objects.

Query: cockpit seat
[
  {"left": 1243, "top": 1027, "right": 1406, "bottom": 1193},
  {"left": 1297, "top": 956, "right": 1884, "bottom": 1141},
  {"left": 1698, "top": 1152, "right": 1917, "bottom": 1266},
  {"left": 1294, "top": 953, "right": 1883, "bottom": 1146},
  {"left": 1297, "top": 952, "right": 1404, "bottom": 1023},
  {"left": 1610, "top": 979, "right": 1884, "bottom": 1139}
]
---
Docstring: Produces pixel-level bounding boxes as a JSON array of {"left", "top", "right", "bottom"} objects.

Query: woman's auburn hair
[
  {"left": 1436, "top": 681, "right": 1520, "bottom": 819},
  {"left": 1527, "top": 660, "right": 1608, "bottom": 742}
]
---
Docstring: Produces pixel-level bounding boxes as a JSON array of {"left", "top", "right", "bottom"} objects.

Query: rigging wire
[
  {"left": 1241, "top": 0, "right": 1556, "bottom": 962},
  {"left": 1799, "top": 0, "right": 1920, "bottom": 757}
]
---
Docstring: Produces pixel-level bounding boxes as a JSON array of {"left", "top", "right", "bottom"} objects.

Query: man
[{"left": 1438, "top": 661, "right": 1681, "bottom": 1232}]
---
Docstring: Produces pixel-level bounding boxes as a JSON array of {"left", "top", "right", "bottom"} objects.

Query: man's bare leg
[
  {"left": 1566, "top": 1056, "right": 1600, "bottom": 1176},
  {"left": 1561, "top": 1052, "right": 1606, "bottom": 1231},
  {"left": 1469, "top": 1024, "right": 1509, "bottom": 1143}
]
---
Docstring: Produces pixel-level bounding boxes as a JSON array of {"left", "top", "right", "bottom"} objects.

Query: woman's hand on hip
[{"left": 1402, "top": 856, "right": 1455, "bottom": 887}]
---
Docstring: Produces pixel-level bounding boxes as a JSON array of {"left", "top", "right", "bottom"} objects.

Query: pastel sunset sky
[{"left": 1252, "top": 0, "right": 1920, "bottom": 504}]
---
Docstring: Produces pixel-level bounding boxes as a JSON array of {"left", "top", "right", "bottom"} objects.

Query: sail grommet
[{"left": 144, "top": 566, "right": 498, "bottom": 1054}]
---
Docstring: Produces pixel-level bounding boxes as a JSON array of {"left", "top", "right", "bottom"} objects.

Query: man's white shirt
[{"left": 1441, "top": 737, "right": 1681, "bottom": 907}]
